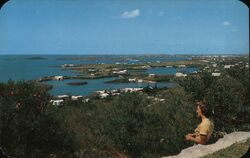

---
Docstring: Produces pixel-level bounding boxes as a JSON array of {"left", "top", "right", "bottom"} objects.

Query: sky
[{"left": 0, "top": 0, "right": 248, "bottom": 55}]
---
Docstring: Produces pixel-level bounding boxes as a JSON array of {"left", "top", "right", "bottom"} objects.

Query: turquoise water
[{"left": 0, "top": 55, "right": 191, "bottom": 96}]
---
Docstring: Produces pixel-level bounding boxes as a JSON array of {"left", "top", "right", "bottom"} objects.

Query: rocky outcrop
[{"left": 163, "top": 132, "right": 250, "bottom": 158}]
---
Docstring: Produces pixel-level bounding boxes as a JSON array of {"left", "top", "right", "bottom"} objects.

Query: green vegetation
[
  {"left": 0, "top": 81, "right": 79, "bottom": 158},
  {"left": 202, "top": 139, "right": 250, "bottom": 158},
  {"left": 0, "top": 59, "right": 249, "bottom": 157},
  {"left": 178, "top": 66, "right": 250, "bottom": 135}
]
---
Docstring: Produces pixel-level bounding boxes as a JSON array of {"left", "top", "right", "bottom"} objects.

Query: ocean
[{"left": 0, "top": 55, "right": 196, "bottom": 96}]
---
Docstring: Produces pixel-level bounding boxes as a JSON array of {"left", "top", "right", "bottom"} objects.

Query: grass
[{"left": 202, "top": 139, "right": 250, "bottom": 158}]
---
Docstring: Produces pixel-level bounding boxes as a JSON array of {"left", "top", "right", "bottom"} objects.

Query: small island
[
  {"left": 26, "top": 56, "right": 47, "bottom": 60},
  {"left": 66, "top": 81, "right": 88, "bottom": 86}
]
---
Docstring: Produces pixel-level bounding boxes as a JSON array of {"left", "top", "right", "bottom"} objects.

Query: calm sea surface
[{"left": 0, "top": 55, "right": 196, "bottom": 96}]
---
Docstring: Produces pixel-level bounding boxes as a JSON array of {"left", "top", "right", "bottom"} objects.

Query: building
[
  {"left": 121, "top": 88, "right": 143, "bottom": 93},
  {"left": 212, "top": 72, "right": 221, "bottom": 77},
  {"left": 166, "top": 65, "right": 173, "bottom": 68},
  {"left": 175, "top": 72, "right": 187, "bottom": 77},
  {"left": 128, "top": 78, "right": 137, "bottom": 82},
  {"left": 100, "top": 93, "right": 109, "bottom": 98},
  {"left": 224, "top": 65, "right": 232, "bottom": 69},
  {"left": 212, "top": 64, "right": 217, "bottom": 67},
  {"left": 148, "top": 74, "right": 156, "bottom": 78},
  {"left": 83, "top": 98, "right": 90, "bottom": 103},
  {"left": 71, "top": 95, "right": 83, "bottom": 101},
  {"left": 50, "top": 99, "right": 64, "bottom": 107},
  {"left": 57, "top": 95, "right": 69, "bottom": 99},
  {"left": 178, "top": 65, "right": 186, "bottom": 68},
  {"left": 54, "top": 76, "right": 64, "bottom": 81},
  {"left": 137, "top": 79, "right": 143, "bottom": 83},
  {"left": 113, "top": 70, "right": 127, "bottom": 74}
]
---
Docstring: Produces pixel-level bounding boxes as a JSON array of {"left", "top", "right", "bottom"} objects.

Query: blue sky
[{"left": 0, "top": 0, "right": 248, "bottom": 55}]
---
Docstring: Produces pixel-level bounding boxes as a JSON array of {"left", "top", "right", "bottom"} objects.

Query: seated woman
[{"left": 185, "top": 100, "right": 214, "bottom": 145}]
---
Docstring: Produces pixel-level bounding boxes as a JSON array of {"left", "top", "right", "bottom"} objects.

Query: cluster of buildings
[
  {"left": 50, "top": 95, "right": 90, "bottom": 107},
  {"left": 199, "top": 56, "right": 249, "bottom": 77},
  {"left": 96, "top": 88, "right": 143, "bottom": 99}
]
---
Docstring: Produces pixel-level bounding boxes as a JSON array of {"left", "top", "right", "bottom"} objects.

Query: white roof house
[
  {"left": 83, "top": 98, "right": 90, "bottom": 103},
  {"left": 137, "top": 79, "right": 143, "bottom": 83},
  {"left": 129, "top": 78, "right": 137, "bottom": 82},
  {"left": 212, "top": 64, "right": 217, "bottom": 67},
  {"left": 175, "top": 72, "right": 187, "bottom": 77},
  {"left": 54, "top": 76, "right": 64, "bottom": 81},
  {"left": 100, "top": 93, "right": 109, "bottom": 99},
  {"left": 96, "top": 90, "right": 106, "bottom": 94},
  {"left": 224, "top": 65, "right": 233, "bottom": 69},
  {"left": 50, "top": 99, "right": 64, "bottom": 106},
  {"left": 148, "top": 74, "right": 156, "bottom": 78},
  {"left": 178, "top": 65, "right": 186, "bottom": 68},
  {"left": 115, "top": 70, "right": 127, "bottom": 74},
  {"left": 212, "top": 72, "right": 221, "bottom": 77},
  {"left": 121, "top": 88, "right": 143, "bottom": 93},
  {"left": 71, "top": 95, "right": 83, "bottom": 101},
  {"left": 141, "top": 65, "right": 151, "bottom": 69},
  {"left": 57, "top": 95, "right": 69, "bottom": 99}
]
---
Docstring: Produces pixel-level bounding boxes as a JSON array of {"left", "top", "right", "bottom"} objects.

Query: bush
[
  {"left": 178, "top": 68, "right": 250, "bottom": 133},
  {"left": 101, "top": 89, "right": 196, "bottom": 157},
  {"left": 0, "top": 81, "right": 79, "bottom": 158}
]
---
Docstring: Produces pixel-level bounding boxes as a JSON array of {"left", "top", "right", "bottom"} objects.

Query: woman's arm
[{"left": 185, "top": 134, "right": 207, "bottom": 144}]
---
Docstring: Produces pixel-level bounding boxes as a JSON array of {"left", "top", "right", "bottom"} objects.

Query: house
[
  {"left": 57, "top": 95, "right": 69, "bottom": 99},
  {"left": 111, "top": 89, "right": 118, "bottom": 93},
  {"left": 137, "top": 79, "right": 143, "bottom": 83},
  {"left": 212, "top": 72, "right": 221, "bottom": 77},
  {"left": 54, "top": 76, "right": 64, "bottom": 81},
  {"left": 148, "top": 74, "right": 156, "bottom": 78},
  {"left": 141, "top": 65, "right": 151, "bottom": 69},
  {"left": 178, "top": 65, "right": 186, "bottom": 68},
  {"left": 129, "top": 78, "right": 137, "bottom": 82},
  {"left": 166, "top": 66, "right": 173, "bottom": 68},
  {"left": 88, "top": 69, "right": 96, "bottom": 72},
  {"left": 71, "top": 95, "right": 83, "bottom": 101},
  {"left": 116, "top": 70, "right": 127, "bottom": 74},
  {"left": 212, "top": 64, "right": 217, "bottom": 67},
  {"left": 83, "top": 98, "right": 90, "bottom": 103},
  {"left": 100, "top": 93, "right": 109, "bottom": 98},
  {"left": 96, "top": 90, "right": 106, "bottom": 94},
  {"left": 175, "top": 72, "right": 187, "bottom": 77},
  {"left": 121, "top": 88, "right": 143, "bottom": 93},
  {"left": 192, "top": 71, "right": 198, "bottom": 74},
  {"left": 154, "top": 98, "right": 165, "bottom": 102},
  {"left": 224, "top": 65, "right": 232, "bottom": 69},
  {"left": 50, "top": 99, "right": 64, "bottom": 107}
]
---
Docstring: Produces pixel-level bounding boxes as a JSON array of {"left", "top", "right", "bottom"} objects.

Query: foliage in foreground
[
  {"left": 0, "top": 81, "right": 79, "bottom": 158},
  {"left": 0, "top": 65, "right": 249, "bottom": 157},
  {"left": 178, "top": 66, "right": 250, "bottom": 134}
]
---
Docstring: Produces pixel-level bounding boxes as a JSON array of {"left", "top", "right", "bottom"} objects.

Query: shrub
[{"left": 0, "top": 80, "right": 79, "bottom": 158}]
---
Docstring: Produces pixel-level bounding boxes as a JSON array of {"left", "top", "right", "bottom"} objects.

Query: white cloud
[
  {"left": 158, "top": 11, "right": 164, "bottom": 16},
  {"left": 121, "top": 9, "right": 140, "bottom": 19},
  {"left": 222, "top": 21, "right": 230, "bottom": 26}
]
